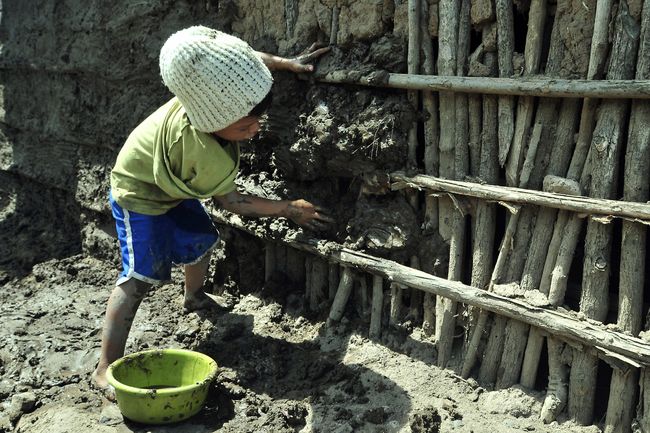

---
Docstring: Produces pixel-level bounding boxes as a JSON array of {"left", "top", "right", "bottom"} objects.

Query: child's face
[{"left": 213, "top": 116, "right": 260, "bottom": 141}]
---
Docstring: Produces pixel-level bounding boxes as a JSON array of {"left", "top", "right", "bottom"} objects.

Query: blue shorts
[{"left": 110, "top": 193, "right": 220, "bottom": 285}]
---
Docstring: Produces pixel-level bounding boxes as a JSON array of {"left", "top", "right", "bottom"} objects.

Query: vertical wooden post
[
  {"left": 421, "top": 0, "right": 439, "bottom": 337},
  {"left": 495, "top": 0, "right": 515, "bottom": 167},
  {"left": 310, "top": 258, "right": 328, "bottom": 311},
  {"left": 286, "top": 246, "right": 305, "bottom": 285},
  {"left": 328, "top": 263, "right": 339, "bottom": 301},
  {"left": 435, "top": 0, "right": 459, "bottom": 244},
  {"left": 328, "top": 267, "right": 355, "bottom": 323},
  {"left": 437, "top": 0, "right": 470, "bottom": 368},
  {"left": 390, "top": 282, "right": 403, "bottom": 327},
  {"left": 570, "top": 3, "right": 640, "bottom": 425},
  {"left": 264, "top": 242, "right": 276, "bottom": 282},
  {"left": 369, "top": 275, "right": 384, "bottom": 340},
  {"left": 606, "top": 3, "right": 649, "bottom": 431}
]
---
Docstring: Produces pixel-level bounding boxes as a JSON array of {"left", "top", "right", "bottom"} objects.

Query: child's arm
[
  {"left": 214, "top": 190, "right": 333, "bottom": 231},
  {"left": 256, "top": 44, "right": 330, "bottom": 73}
]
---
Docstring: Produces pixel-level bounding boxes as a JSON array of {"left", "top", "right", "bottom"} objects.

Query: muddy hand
[
  {"left": 286, "top": 199, "right": 335, "bottom": 231},
  {"left": 285, "top": 43, "right": 331, "bottom": 73}
]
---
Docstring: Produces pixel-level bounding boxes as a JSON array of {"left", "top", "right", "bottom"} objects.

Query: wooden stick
[
  {"left": 310, "top": 258, "right": 328, "bottom": 311},
  {"left": 407, "top": 0, "right": 420, "bottom": 169},
  {"left": 390, "top": 282, "right": 403, "bottom": 326},
  {"left": 606, "top": 3, "right": 650, "bottom": 431},
  {"left": 329, "top": 6, "right": 339, "bottom": 46},
  {"left": 391, "top": 173, "right": 650, "bottom": 222},
  {"left": 421, "top": 1, "right": 439, "bottom": 336},
  {"left": 328, "top": 266, "right": 355, "bottom": 323},
  {"left": 264, "top": 242, "right": 276, "bottom": 282},
  {"left": 434, "top": 0, "right": 459, "bottom": 340},
  {"left": 540, "top": 338, "right": 570, "bottom": 422},
  {"left": 328, "top": 262, "right": 339, "bottom": 301},
  {"left": 286, "top": 245, "right": 305, "bottom": 285},
  {"left": 463, "top": 38, "right": 497, "bottom": 350},
  {"left": 435, "top": 0, "right": 459, "bottom": 244},
  {"left": 369, "top": 275, "right": 384, "bottom": 340},
  {"left": 495, "top": 0, "right": 515, "bottom": 166},
  {"left": 437, "top": 0, "right": 470, "bottom": 369},
  {"left": 641, "top": 368, "right": 650, "bottom": 429},
  {"left": 317, "top": 72, "right": 650, "bottom": 99},
  {"left": 421, "top": 0, "right": 439, "bottom": 233},
  {"left": 275, "top": 243, "right": 287, "bottom": 273},
  {"left": 570, "top": 3, "right": 641, "bottom": 425},
  {"left": 505, "top": 0, "right": 547, "bottom": 187},
  {"left": 211, "top": 211, "right": 650, "bottom": 366}
]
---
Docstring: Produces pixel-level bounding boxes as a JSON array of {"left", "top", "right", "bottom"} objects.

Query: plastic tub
[{"left": 106, "top": 348, "right": 218, "bottom": 424}]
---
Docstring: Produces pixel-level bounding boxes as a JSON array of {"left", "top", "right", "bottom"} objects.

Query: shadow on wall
[
  {"left": 0, "top": 1, "right": 86, "bottom": 277},
  {"left": 0, "top": 1, "right": 222, "bottom": 277}
]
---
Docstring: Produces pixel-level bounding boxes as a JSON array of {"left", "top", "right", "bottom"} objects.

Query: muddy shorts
[{"left": 109, "top": 192, "right": 219, "bottom": 285}]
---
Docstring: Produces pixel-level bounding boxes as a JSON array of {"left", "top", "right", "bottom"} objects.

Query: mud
[
  {"left": 0, "top": 0, "right": 614, "bottom": 432},
  {"left": 0, "top": 252, "right": 602, "bottom": 433}
]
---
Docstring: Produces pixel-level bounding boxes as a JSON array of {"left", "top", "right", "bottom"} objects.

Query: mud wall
[{"left": 0, "top": 0, "right": 429, "bottom": 276}]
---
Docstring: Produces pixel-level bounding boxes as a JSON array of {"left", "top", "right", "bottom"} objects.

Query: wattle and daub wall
[{"left": 1, "top": 0, "right": 649, "bottom": 429}]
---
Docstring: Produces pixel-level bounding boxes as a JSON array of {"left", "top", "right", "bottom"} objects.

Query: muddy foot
[
  {"left": 183, "top": 291, "right": 221, "bottom": 313},
  {"left": 91, "top": 369, "right": 116, "bottom": 402}
]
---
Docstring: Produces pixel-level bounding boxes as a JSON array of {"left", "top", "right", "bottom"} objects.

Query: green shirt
[{"left": 111, "top": 98, "right": 239, "bottom": 215}]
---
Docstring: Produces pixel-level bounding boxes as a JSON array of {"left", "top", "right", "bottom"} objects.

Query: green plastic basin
[{"left": 106, "top": 348, "right": 218, "bottom": 424}]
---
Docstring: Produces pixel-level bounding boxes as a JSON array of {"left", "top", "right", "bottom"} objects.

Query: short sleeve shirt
[{"left": 111, "top": 98, "right": 240, "bottom": 215}]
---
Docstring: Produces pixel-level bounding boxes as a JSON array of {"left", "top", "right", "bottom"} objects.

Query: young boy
[{"left": 92, "top": 26, "right": 332, "bottom": 393}]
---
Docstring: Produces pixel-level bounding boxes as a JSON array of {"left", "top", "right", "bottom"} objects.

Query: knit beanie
[{"left": 159, "top": 26, "right": 273, "bottom": 133}]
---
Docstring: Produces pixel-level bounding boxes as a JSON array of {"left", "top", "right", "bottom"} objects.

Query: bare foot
[
  {"left": 183, "top": 291, "right": 220, "bottom": 312},
  {"left": 91, "top": 368, "right": 116, "bottom": 402}
]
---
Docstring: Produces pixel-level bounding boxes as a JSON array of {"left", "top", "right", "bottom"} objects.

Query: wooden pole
[
  {"left": 606, "top": 3, "right": 650, "bottom": 432},
  {"left": 435, "top": 0, "right": 459, "bottom": 245},
  {"left": 310, "top": 258, "right": 328, "bottom": 311},
  {"left": 264, "top": 242, "right": 276, "bottom": 282},
  {"left": 317, "top": 72, "right": 650, "bottom": 99},
  {"left": 434, "top": 0, "right": 459, "bottom": 342},
  {"left": 407, "top": 0, "right": 420, "bottom": 170},
  {"left": 421, "top": 0, "right": 439, "bottom": 336},
  {"left": 505, "top": 0, "right": 546, "bottom": 186},
  {"left": 369, "top": 275, "right": 384, "bottom": 340},
  {"left": 437, "top": 0, "right": 470, "bottom": 369},
  {"left": 495, "top": 0, "right": 515, "bottom": 167},
  {"left": 329, "top": 6, "right": 339, "bottom": 46},
  {"left": 570, "top": 3, "right": 640, "bottom": 425},
  {"left": 211, "top": 211, "right": 650, "bottom": 367},
  {"left": 328, "top": 266, "right": 355, "bottom": 323},
  {"left": 286, "top": 245, "right": 305, "bottom": 285},
  {"left": 463, "top": 33, "right": 496, "bottom": 352},
  {"left": 328, "top": 262, "right": 339, "bottom": 301},
  {"left": 390, "top": 173, "right": 650, "bottom": 222}
]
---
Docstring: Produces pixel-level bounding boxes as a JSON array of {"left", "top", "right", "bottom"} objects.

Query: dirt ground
[{"left": 0, "top": 248, "right": 604, "bottom": 433}]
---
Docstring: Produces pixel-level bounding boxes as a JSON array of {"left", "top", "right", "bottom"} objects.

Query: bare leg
[
  {"left": 92, "top": 278, "right": 151, "bottom": 390},
  {"left": 183, "top": 254, "right": 217, "bottom": 311}
]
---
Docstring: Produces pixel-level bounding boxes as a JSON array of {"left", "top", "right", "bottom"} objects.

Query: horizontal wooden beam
[
  {"left": 316, "top": 71, "right": 650, "bottom": 99},
  {"left": 211, "top": 211, "right": 650, "bottom": 367},
  {"left": 391, "top": 172, "right": 650, "bottom": 223}
]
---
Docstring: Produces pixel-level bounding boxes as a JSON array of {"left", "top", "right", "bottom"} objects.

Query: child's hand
[
  {"left": 285, "top": 199, "right": 335, "bottom": 231},
  {"left": 283, "top": 43, "right": 331, "bottom": 73}
]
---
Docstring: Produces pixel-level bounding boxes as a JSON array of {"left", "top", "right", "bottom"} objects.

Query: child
[{"left": 92, "top": 26, "right": 332, "bottom": 394}]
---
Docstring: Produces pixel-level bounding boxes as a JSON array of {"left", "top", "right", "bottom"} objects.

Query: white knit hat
[{"left": 159, "top": 26, "right": 273, "bottom": 132}]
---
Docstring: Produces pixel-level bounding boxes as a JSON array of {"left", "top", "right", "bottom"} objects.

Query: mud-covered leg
[
  {"left": 183, "top": 254, "right": 216, "bottom": 311},
  {"left": 92, "top": 278, "right": 151, "bottom": 390}
]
